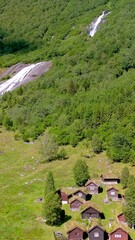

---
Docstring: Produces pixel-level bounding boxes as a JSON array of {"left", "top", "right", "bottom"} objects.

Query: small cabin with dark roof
[
  {"left": 67, "top": 226, "right": 86, "bottom": 240},
  {"left": 117, "top": 213, "right": 127, "bottom": 225},
  {"left": 73, "top": 189, "right": 87, "bottom": 201},
  {"left": 88, "top": 225, "right": 105, "bottom": 240},
  {"left": 81, "top": 206, "right": 100, "bottom": 220},
  {"left": 109, "top": 228, "right": 128, "bottom": 240},
  {"left": 85, "top": 180, "right": 99, "bottom": 194},
  {"left": 107, "top": 187, "right": 118, "bottom": 201},
  {"left": 70, "top": 197, "right": 84, "bottom": 211},
  {"left": 101, "top": 175, "right": 120, "bottom": 185}
]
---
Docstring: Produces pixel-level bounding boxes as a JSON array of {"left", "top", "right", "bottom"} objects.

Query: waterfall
[
  {"left": 0, "top": 63, "right": 40, "bottom": 95},
  {"left": 89, "top": 11, "right": 110, "bottom": 37}
]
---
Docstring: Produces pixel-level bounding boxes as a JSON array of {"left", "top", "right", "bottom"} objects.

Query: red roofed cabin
[
  {"left": 67, "top": 226, "right": 86, "bottom": 240},
  {"left": 109, "top": 228, "right": 128, "bottom": 240},
  {"left": 107, "top": 187, "right": 118, "bottom": 201},
  {"left": 117, "top": 213, "right": 128, "bottom": 225},
  {"left": 85, "top": 181, "right": 99, "bottom": 194},
  {"left": 70, "top": 198, "right": 83, "bottom": 211}
]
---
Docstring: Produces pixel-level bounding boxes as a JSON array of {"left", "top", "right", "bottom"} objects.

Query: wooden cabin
[
  {"left": 67, "top": 226, "right": 86, "bottom": 240},
  {"left": 81, "top": 206, "right": 100, "bottom": 220},
  {"left": 107, "top": 187, "right": 118, "bottom": 201},
  {"left": 101, "top": 175, "right": 120, "bottom": 185},
  {"left": 117, "top": 213, "right": 128, "bottom": 225},
  {"left": 85, "top": 180, "right": 99, "bottom": 194},
  {"left": 70, "top": 197, "right": 84, "bottom": 211},
  {"left": 73, "top": 189, "right": 87, "bottom": 201},
  {"left": 88, "top": 225, "right": 105, "bottom": 240},
  {"left": 109, "top": 228, "right": 128, "bottom": 240}
]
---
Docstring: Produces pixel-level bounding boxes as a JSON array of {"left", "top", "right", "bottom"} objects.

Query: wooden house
[
  {"left": 73, "top": 189, "right": 87, "bottom": 201},
  {"left": 107, "top": 187, "right": 118, "bottom": 201},
  {"left": 117, "top": 213, "right": 128, "bottom": 225},
  {"left": 109, "top": 228, "right": 128, "bottom": 240},
  {"left": 69, "top": 197, "right": 84, "bottom": 211},
  {"left": 101, "top": 175, "right": 120, "bottom": 185},
  {"left": 88, "top": 225, "right": 105, "bottom": 240},
  {"left": 67, "top": 226, "right": 86, "bottom": 240},
  {"left": 57, "top": 187, "right": 77, "bottom": 204},
  {"left": 81, "top": 206, "right": 100, "bottom": 220},
  {"left": 85, "top": 180, "right": 99, "bottom": 194}
]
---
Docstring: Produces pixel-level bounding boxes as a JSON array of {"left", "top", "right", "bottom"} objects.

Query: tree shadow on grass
[
  {"left": 56, "top": 214, "right": 72, "bottom": 227},
  {"left": 0, "top": 29, "right": 37, "bottom": 54}
]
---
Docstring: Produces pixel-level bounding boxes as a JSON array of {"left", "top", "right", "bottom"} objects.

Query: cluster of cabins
[
  {"left": 57, "top": 175, "right": 130, "bottom": 240},
  {"left": 67, "top": 226, "right": 129, "bottom": 240}
]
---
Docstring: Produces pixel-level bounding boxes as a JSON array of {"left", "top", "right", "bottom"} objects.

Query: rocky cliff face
[{"left": 0, "top": 61, "right": 52, "bottom": 95}]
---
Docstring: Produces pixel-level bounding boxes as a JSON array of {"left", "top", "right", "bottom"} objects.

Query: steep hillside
[{"left": 0, "top": 0, "right": 135, "bottom": 163}]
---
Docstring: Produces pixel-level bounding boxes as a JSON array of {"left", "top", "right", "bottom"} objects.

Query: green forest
[{"left": 0, "top": 0, "right": 135, "bottom": 163}]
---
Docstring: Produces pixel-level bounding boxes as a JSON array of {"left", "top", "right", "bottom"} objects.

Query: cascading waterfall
[
  {"left": 89, "top": 11, "right": 110, "bottom": 37},
  {"left": 0, "top": 63, "right": 40, "bottom": 95}
]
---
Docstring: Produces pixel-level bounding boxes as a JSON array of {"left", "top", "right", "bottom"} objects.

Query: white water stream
[
  {"left": 89, "top": 11, "right": 110, "bottom": 37},
  {"left": 0, "top": 63, "right": 40, "bottom": 95}
]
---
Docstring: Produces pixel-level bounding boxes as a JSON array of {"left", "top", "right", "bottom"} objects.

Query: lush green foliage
[
  {"left": 121, "top": 167, "right": 129, "bottom": 188},
  {"left": 44, "top": 171, "right": 56, "bottom": 195},
  {"left": 124, "top": 176, "right": 135, "bottom": 227},
  {"left": 91, "top": 134, "right": 102, "bottom": 153},
  {"left": 40, "top": 132, "right": 58, "bottom": 162},
  {"left": 0, "top": 0, "right": 135, "bottom": 163},
  {"left": 44, "top": 171, "right": 62, "bottom": 225},
  {"left": 73, "top": 159, "right": 89, "bottom": 186}
]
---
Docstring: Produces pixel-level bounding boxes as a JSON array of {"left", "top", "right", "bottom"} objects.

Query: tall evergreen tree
[
  {"left": 123, "top": 176, "right": 135, "bottom": 228},
  {"left": 73, "top": 159, "right": 89, "bottom": 186},
  {"left": 44, "top": 171, "right": 56, "bottom": 196},
  {"left": 121, "top": 167, "right": 129, "bottom": 188},
  {"left": 44, "top": 171, "right": 61, "bottom": 225}
]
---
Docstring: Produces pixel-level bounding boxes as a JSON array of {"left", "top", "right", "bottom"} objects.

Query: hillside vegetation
[
  {"left": 0, "top": 128, "right": 135, "bottom": 240},
  {"left": 0, "top": 0, "right": 135, "bottom": 163}
]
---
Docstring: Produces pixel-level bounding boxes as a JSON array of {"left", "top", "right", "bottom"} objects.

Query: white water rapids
[
  {"left": 89, "top": 11, "right": 110, "bottom": 37},
  {"left": 0, "top": 63, "right": 40, "bottom": 95}
]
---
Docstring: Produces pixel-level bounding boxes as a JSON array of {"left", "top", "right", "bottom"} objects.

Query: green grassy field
[{"left": 0, "top": 128, "right": 135, "bottom": 240}]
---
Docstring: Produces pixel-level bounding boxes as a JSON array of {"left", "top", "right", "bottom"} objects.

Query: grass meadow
[{"left": 0, "top": 128, "right": 135, "bottom": 240}]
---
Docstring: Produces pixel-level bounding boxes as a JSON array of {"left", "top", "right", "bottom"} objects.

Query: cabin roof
[
  {"left": 81, "top": 204, "right": 100, "bottom": 214},
  {"left": 69, "top": 196, "right": 85, "bottom": 204},
  {"left": 88, "top": 224, "right": 105, "bottom": 232},
  {"left": 107, "top": 187, "right": 118, "bottom": 192},
  {"left": 67, "top": 226, "right": 85, "bottom": 234},
  {"left": 65, "top": 220, "right": 86, "bottom": 233},
  {"left": 85, "top": 179, "right": 99, "bottom": 187},
  {"left": 109, "top": 227, "right": 128, "bottom": 235},
  {"left": 101, "top": 174, "right": 120, "bottom": 180},
  {"left": 73, "top": 188, "right": 88, "bottom": 195}
]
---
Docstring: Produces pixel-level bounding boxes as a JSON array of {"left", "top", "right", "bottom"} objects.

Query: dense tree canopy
[{"left": 0, "top": 0, "right": 135, "bottom": 163}]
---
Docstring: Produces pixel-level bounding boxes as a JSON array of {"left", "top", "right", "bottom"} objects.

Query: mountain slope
[{"left": 0, "top": 0, "right": 135, "bottom": 163}]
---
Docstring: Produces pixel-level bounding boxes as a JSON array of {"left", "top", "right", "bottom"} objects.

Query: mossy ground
[{"left": 0, "top": 128, "right": 135, "bottom": 240}]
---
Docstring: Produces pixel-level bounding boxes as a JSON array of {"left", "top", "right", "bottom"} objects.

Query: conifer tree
[
  {"left": 123, "top": 176, "right": 135, "bottom": 228},
  {"left": 44, "top": 171, "right": 61, "bottom": 225},
  {"left": 121, "top": 167, "right": 129, "bottom": 188},
  {"left": 73, "top": 159, "right": 89, "bottom": 186},
  {"left": 44, "top": 171, "right": 56, "bottom": 196}
]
